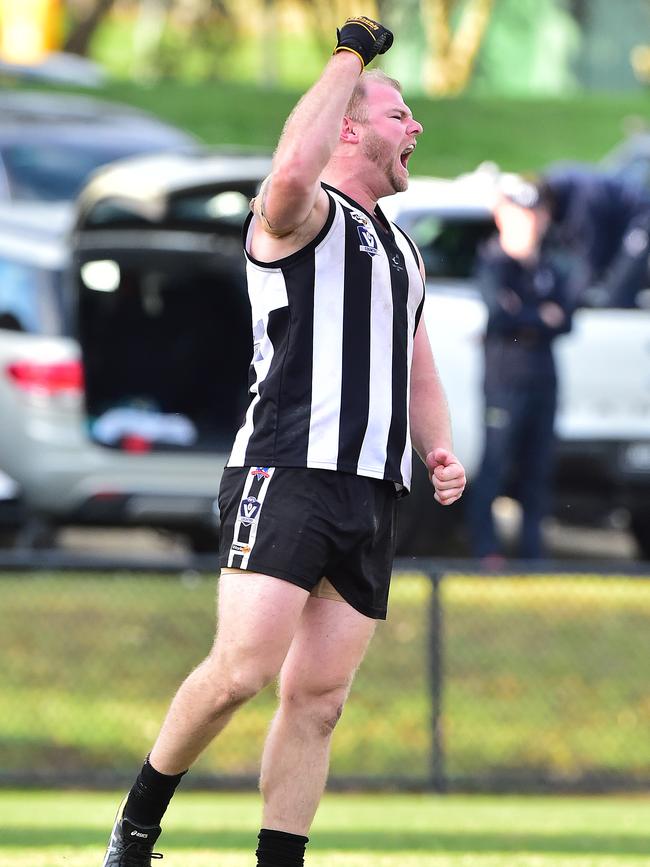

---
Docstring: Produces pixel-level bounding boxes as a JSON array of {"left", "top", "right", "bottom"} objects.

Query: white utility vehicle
[
  {"left": 1, "top": 160, "right": 648, "bottom": 557},
  {"left": 382, "top": 172, "right": 650, "bottom": 557}
]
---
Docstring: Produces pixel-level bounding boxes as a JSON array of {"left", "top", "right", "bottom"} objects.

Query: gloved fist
[{"left": 334, "top": 16, "right": 394, "bottom": 69}]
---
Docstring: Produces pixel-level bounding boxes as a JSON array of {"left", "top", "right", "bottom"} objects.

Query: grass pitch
[
  {"left": 1, "top": 790, "right": 650, "bottom": 867},
  {"left": 3, "top": 572, "right": 650, "bottom": 785},
  {"left": 15, "top": 78, "right": 650, "bottom": 179}
]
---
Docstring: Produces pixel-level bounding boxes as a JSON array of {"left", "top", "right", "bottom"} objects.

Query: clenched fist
[
  {"left": 426, "top": 448, "right": 466, "bottom": 506},
  {"left": 334, "top": 16, "right": 394, "bottom": 69}
]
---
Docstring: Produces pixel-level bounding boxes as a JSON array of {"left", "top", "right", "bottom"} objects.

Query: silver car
[
  {"left": 0, "top": 89, "right": 200, "bottom": 203},
  {"left": 0, "top": 153, "right": 271, "bottom": 550},
  {"left": 0, "top": 201, "right": 75, "bottom": 543}
]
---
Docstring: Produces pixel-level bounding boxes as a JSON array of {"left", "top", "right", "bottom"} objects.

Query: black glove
[{"left": 334, "top": 16, "right": 394, "bottom": 69}]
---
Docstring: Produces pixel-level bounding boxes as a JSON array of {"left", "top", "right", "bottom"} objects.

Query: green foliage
[
  {"left": 84, "top": 0, "right": 587, "bottom": 97},
  {"left": 472, "top": 0, "right": 581, "bottom": 95},
  {"left": 89, "top": 13, "right": 335, "bottom": 87}
]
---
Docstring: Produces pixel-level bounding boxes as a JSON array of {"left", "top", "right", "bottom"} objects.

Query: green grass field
[
  {"left": 2, "top": 572, "right": 650, "bottom": 787},
  {"left": 2, "top": 790, "right": 650, "bottom": 867},
  {"left": 19, "top": 78, "right": 650, "bottom": 177}
]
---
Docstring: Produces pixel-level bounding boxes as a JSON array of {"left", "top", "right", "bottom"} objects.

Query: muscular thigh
[
  {"left": 279, "top": 595, "right": 377, "bottom": 696},
  {"left": 212, "top": 571, "right": 309, "bottom": 676}
]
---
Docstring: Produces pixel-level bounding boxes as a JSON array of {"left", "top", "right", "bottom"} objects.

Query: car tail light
[
  {"left": 6, "top": 360, "right": 84, "bottom": 394},
  {"left": 121, "top": 434, "right": 153, "bottom": 453}
]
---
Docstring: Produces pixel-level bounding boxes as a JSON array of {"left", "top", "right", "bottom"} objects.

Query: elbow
[
  {"left": 263, "top": 162, "right": 317, "bottom": 230},
  {"left": 272, "top": 154, "right": 318, "bottom": 198}
]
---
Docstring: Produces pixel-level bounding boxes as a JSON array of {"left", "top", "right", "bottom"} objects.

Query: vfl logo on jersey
[
  {"left": 240, "top": 495, "right": 261, "bottom": 526},
  {"left": 250, "top": 466, "right": 271, "bottom": 480},
  {"left": 349, "top": 209, "right": 369, "bottom": 226},
  {"left": 357, "top": 225, "right": 379, "bottom": 256}
]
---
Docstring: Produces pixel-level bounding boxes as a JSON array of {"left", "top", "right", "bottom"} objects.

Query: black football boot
[{"left": 101, "top": 799, "right": 163, "bottom": 866}]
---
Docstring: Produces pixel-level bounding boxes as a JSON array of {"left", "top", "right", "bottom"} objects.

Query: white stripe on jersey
[
  {"left": 228, "top": 260, "right": 287, "bottom": 467},
  {"left": 306, "top": 207, "right": 346, "bottom": 467},
  {"left": 357, "top": 242, "right": 395, "bottom": 474},
  {"left": 394, "top": 228, "right": 424, "bottom": 484}
]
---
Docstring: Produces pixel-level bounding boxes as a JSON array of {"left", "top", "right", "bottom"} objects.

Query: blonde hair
[{"left": 345, "top": 69, "right": 402, "bottom": 122}]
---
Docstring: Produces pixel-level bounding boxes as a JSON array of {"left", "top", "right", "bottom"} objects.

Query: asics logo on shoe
[{"left": 130, "top": 829, "right": 149, "bottom": 838}]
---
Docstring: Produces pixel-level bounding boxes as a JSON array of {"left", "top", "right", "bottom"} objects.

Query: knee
[
  {"left": 224, "top": 669, "right": 273, "bottom": 709},
  {"left": 201, "top": 657, "right": 278, "bottom": 715},
  {"left": 280, "top": 683, "right": 349, "bottom": 736}
]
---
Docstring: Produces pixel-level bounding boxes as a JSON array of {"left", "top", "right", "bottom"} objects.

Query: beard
[{"left": 362, "top": 128, "right": 408, "bottom": 194}]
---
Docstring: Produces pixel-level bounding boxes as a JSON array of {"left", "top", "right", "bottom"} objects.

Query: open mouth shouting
[{"left": 400, "top": 142, "right": 416, "bottom": 172}]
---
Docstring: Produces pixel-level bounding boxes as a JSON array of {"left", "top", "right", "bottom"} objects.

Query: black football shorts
[{"left": 217, "top": 466, "right": 398, "bottom": 619}]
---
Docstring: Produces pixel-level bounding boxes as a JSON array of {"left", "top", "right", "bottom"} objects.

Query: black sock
[
  {"left": 123, "top": 756, "right": 187, "bottom": 828},
  {"left": 256, "top": 829, "right": 309, "bottom": 867}
]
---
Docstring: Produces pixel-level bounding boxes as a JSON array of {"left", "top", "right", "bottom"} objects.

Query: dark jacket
[
  {"left": 544, "top": 167, "right": 650, "bottom": 305},
  {"left": 477, "top": 237, "right": 573, "bottom": 384}
]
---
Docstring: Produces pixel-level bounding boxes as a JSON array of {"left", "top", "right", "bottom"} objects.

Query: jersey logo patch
[
  {"left": 239, "top": 495, "right": 261, "bottom": 526},
  {"left": 350, "top": 209, "right": 369, "bottom": 226},
  {"left": 357, "top": 225, "right": 379, "bottom": 256},
  {"left": 250, "top": 467, "right": 271, "bottom": 479}
]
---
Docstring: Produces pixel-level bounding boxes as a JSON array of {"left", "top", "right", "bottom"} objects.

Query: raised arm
[{"left": 253, "top": 17, "right": 393, "bottom": 241}]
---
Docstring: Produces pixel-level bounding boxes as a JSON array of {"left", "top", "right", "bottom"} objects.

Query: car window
[
  {"left": 167, "top": 190, "right": 252, "bottom": 225},
  {"left": 398, "top": 212, "right": 495, "bottom": 279},
  {"left": 81, "top": 184, "right": 259, "bottom": 231},
  {"left": 0, "top": 256, "right": 65, "bottom": 335},
  {"left": 2, "top": 143, "right": 159, "bottom": 202}
]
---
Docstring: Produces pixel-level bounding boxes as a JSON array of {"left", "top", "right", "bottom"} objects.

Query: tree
[
  {"left": 473, "top": 0, "right": 580, "bottom": 96},
  {"left": 63, "top": 0, "right": 119, "bottom": 56},
  {"left": 301, "top": 0, "right": 380, "bottom": 56},
  {"left": 420, "top": 0, "right": 495, "bottom": 95}
]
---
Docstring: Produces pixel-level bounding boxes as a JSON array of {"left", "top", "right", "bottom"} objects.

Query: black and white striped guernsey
[{"left": 227, "top": 182, "right": 425, "bottom": 490}]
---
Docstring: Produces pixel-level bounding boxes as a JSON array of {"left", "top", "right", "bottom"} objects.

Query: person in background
[
  {"left": 543, "top": 165, "right": 650, "bottom": 308},
  {"left": 467, "top": 177, "right": 573, "bottom": 563}
]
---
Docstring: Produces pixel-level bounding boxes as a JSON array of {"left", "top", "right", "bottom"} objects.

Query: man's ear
[{"left": 340, "top": 115, "right": 360, "bottom": 144}]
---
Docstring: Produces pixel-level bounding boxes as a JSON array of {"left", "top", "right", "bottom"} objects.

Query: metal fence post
[{"left": 428, "top": 568, "right": 446, "bottom": 792}]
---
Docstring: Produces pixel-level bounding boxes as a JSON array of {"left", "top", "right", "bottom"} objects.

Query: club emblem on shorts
[
  {"left": 251, "top": 466, "right": 271, "bottom": 480},
  {"left": 350, "top": 209, "right": 369, "bottom": 226},
  {"left": 357, "top": 225, "right": 379, "bottom": 256},
  {"left": 239, "top": 495, "right": 261, "bottom": 526}
]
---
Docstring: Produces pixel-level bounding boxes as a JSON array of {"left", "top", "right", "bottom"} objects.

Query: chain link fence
[{"left": 2, "top": 561, "right": 650, "bottom": 791}]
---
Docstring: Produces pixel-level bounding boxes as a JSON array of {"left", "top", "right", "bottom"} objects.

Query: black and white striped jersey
[{"left": 227, "top": 182, "right": 425, "bottom": 489}]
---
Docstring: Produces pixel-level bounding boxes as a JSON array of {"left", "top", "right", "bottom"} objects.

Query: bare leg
[
  {"left": 259, "top": 596, "right": 376, "bottom": 835},
  {"left": 149, "top": 572, "right": 309, "bottom": 775}
]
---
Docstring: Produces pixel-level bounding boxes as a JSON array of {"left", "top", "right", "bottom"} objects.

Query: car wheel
[
  {"left": 630, "top": 508, "right": 650, "bottom": 560},
  {"left": 0, "top": 527, "right": 20, "bottom": 549}
]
